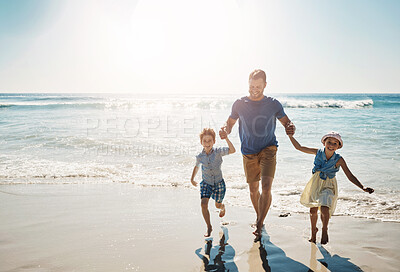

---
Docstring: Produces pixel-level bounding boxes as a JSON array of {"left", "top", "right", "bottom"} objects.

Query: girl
[{"left": 288, "top": 132, "right": 374, "bottom": 244}]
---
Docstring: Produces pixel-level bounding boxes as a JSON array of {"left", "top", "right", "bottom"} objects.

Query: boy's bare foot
[
  {"left": 309, "top": 227, "right": 318, "bottom": 243},
  {"left": 219, "top": 204, "right": 226, "bottom": 217},
  {"left": 204, "top": 226, "right": 213, "bottom": 237},
  {"left": 321, "top": 228, "right": 329, "bottom": 244}
]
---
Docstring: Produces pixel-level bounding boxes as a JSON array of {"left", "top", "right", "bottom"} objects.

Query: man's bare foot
[
  {"left": 204, "top": 226, "right": 212, "bottom": 237},
  {"left": 253, "top": 231, "right": 261, "bottom": 242},
  {"left": 309, "top": 227, "right": 318, "bottom": 243},
  {"left": 252, "top": 224, "right": 262, "bottom": 242},
  {"left": 253, "top": 232, "right": 261, "bottom": 242},
  {"left": 321, "top": 228, "right": 329, "bottom": 244},
  {"left": 219, "top": 204, "right": 226, "bottom": 217}
]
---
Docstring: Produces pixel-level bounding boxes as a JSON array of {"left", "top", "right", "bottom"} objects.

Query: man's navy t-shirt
[{"left": 229, "top": 96, "right": 286, "bottom": 155}]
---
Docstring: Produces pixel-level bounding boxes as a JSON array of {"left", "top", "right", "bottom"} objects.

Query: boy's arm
[
  {"left": 225, "top": 137, "right": 236, "bottom": 154},
  {"left": 190, "top": 166, "right": 199, "bottom": 187},
  {"left": 288, "top": 135, "right": 318, "bottom": 155},
  {"left": 338, "top": 158, "right": 374, "bottom": 194}
]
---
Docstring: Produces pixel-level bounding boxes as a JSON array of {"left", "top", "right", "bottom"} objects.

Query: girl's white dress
[{"left": 300, "top": 148, "right": 341, "bottom": 217}]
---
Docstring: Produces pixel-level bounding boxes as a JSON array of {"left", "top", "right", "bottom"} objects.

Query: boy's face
[
  {"left": 248, "top": 78, "right": 267, "bottom": 101},
  {"left": 201, "top": 135, "right": 215, "bottom": 153},
  {"left": 324, "top": 137, "right": 340, "bottom": 152}
]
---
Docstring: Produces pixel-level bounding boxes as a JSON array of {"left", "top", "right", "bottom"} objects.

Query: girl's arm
[
  {"left": 338, "top": 158, "right": 374, "bottom": 194},
  {"left": 288, "top": 135, "right": 318, "bottom": 155},
  {"left": 190, "top": 166, "right": 199, "bottom": 187}
]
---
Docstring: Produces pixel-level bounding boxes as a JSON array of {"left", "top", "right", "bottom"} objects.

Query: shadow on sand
[
  {"left": 313, "top": 244, "right": 364, "bottom": 272},
  {"left": 195, "top": 226, "right": 238, "bottom": 272},
  {"left": 253, "top": 227, "right": 312, "bottom": 272}
]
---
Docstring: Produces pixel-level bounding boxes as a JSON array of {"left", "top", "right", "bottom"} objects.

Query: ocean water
[{"left": 1, "top": 93, "right": 399, "bottom": 222}]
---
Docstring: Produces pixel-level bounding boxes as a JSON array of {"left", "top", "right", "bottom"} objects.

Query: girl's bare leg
[
  {"left": 201, "top": 198, "right": 212, "bottom": 237},
  {"left": 320, "top": 206, "right": 330, "bottom": 244},
  {"left": 309, "top": 207, "right": 319, "bottom": 243}
]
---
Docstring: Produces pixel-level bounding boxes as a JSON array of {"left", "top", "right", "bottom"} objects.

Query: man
[{"left": 219, "top": 69, "right": 295, "bottom": 240}]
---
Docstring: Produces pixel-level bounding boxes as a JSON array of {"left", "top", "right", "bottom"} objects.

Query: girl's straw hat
[{"left": 321, "top": 132, "right": 343, "bottom": 148}]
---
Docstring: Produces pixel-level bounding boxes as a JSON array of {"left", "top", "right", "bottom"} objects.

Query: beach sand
[{"left": 0, "top": 184, "right": 399, "bottom": 272}]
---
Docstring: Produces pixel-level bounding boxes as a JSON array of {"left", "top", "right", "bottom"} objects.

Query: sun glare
[{"left": 127, "top": 0, "right": 244, "bottom": 90}]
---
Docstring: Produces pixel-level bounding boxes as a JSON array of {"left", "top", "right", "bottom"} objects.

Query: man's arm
[
  {"left": 279, "top": 115, "right": 296, "bottom": 136},
  {"left": 219, "top": 117, "right": 237, "bottom": 139}
]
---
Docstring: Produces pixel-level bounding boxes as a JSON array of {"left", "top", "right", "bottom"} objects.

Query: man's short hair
[
  {"left": 199, "top": 128, "right": 216, "bottom": 143},
  {"left": 249, "top": 69, "right": 266, "bottom": 83}
]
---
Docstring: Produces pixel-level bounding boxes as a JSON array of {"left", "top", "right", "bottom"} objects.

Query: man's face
[{"left": 248, "top": 78, "right": 266, "bottom": 101}]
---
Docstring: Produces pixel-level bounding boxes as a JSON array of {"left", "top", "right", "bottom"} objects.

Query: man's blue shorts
[{"left": 200, "top": 179, "right": 226, "bottom": 203}]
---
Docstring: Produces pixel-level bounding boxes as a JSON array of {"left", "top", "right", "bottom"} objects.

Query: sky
[{"left": 0, "top": 0, "right": 399, "bottom": 94}]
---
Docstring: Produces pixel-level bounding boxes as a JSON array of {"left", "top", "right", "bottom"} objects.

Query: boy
[{"left": 190, "top": 128, "right": 235, "bottom": 237}]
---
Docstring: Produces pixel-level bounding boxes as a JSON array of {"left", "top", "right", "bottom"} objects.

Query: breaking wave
[{"left": 0, "top": 97, "right": 375, "bottom": 110}]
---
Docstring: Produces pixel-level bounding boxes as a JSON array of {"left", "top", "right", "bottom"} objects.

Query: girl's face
[{"left": 324, "top": 137, "right": 341, "bottom": 152}]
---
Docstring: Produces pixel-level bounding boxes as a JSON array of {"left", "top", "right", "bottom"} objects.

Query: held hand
[
  {"left": 219, "top": 129, "right": 228, "bottom": 140},
  {"left": 285, "top": 122, "right": 296, "bottom": 136},
  {"left": 363, "top": 187, "right": 374, "bottom": 194},
  {"left": 219, "top": 126, "right": 228, "bottom": 139},
  {"left": 191, "top": 180, "right": 198, "bottom": 187}
]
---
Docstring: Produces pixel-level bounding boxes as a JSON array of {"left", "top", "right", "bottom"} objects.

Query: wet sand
[{"left": 0, "top": 184, "right": 399, "bottom": 271}]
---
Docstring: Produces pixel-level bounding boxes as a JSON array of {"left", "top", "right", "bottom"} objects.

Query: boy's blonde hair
[
  {"left": 249, "top": 69, "right": 266, "bottom": 83},
  {"left": 199, "top": 128, "right": 216, "bottom": 143}
]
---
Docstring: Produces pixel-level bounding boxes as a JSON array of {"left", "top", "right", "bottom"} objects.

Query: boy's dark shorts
[
  {"left": 242, "top": 145, "right": 277, "bottom": 183},
  {"left": 200, "top": 179, "right": 226, "bottom": 203}
]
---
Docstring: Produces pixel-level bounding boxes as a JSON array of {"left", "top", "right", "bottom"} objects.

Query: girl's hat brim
[{"left": 321, "top": 132, "right": 343, "bottom": 148}]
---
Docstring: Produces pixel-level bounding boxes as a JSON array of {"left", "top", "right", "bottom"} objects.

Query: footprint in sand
[{"left": 221, "top": 221, "right": 237, "bottom": 226}]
